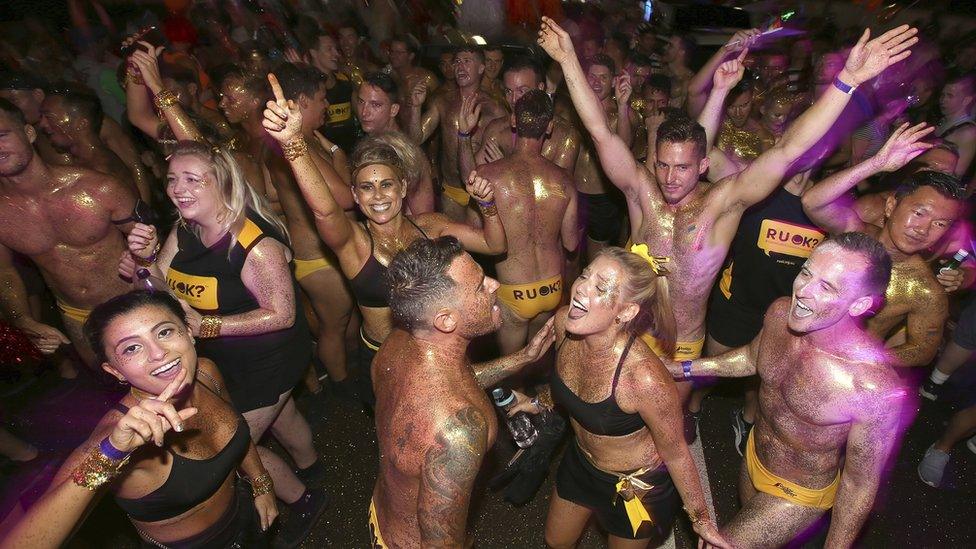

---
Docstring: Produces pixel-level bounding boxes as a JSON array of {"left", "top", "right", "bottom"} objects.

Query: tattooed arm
[{"left": 417, "top": 406, "right": 488, "bottom": 547}]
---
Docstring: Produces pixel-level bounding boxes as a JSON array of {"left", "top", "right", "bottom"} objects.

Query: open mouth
[
  {"left": 569, "top": 298, "right": 588, "bottom": 320},
  {"left": 792, "top": 297, "right": 813, "bottom": 319},
  {"left": 174, "top": 197, "right": 196, "bottom": 208},
  {"left": 151, "top": 358, "right": 181, "bottom": 378},
  {"left": 370, "top": 202, "right": 392, "bottom": 213}
]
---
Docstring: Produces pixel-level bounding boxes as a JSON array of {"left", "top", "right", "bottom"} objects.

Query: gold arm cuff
[
  {"left": 250, "top": 472, "right": 274, "bottom": 497},
  {"left": 71, "top": 445, "right": 131, "bottom": 491},
  {"left": 199, "top": 315, "right": 222, "bottom": 339},
  {"left": 153, "top": 89, "right": 179, "bottom": 110},
  {"left": 282, "top": 136, "right": 309, "bottom": 161}
]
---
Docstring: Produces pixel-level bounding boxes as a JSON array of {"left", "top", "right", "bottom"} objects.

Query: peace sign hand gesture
[{"left": 262, "top": 73, "right": 303, "bottom": 144}]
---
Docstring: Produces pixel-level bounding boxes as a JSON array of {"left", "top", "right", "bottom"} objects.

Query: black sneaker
[
  {"left": 683, "top": 409, "right": 700, "bottom": 445},
  {"left": 919, "top": 379, "right": 942, "bottom": 401},
  {"left": 276, "top": 488, "right": 329, "bottom": 548},
  {"left": 295, "top": 460, "right": 327, "bottom": 486},
  {"left": 731, "top": 408, "right": 753, "bottom": 457}
]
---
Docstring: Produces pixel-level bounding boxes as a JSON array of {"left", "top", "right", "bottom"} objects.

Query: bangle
[
  {"left": 199, "top": 315, "right": 222, "bottom": 339},
  {"left": 71, "top": 442, "right": 132, "bottom": 490},
  {"left": 153, "top": 88, "right": 179, "bottom": 109},
  {"left": 100, "top": 436, "right": 131, "bottom": 461},
  {"left": 458, "top": 125, "right": 478, "bottom": 138},
  {"left": 282, "top": 136, "right": 308, "bottom": 161},
  {"left": 250, "top": 472, "right": 274, "bottom": 497},
  {"left": 681, "top": 360, "right": 693, "bottom": 379},
  {"left": 476, "top": 199, "right": 497, "bottom": 217},
  {"left": 134, "top": 242, "right": 160, "bottom": 267},
  {"left": 832, "top": 76, "right": 856, "bottom": 95}
]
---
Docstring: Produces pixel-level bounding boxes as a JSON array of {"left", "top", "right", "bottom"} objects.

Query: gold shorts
[
  {"left": 56, "top": 300, "right": 92, "bottom": 324},
  {"left": 293, "top": 256, "right": 334, "bottom": 281},
  {"left": 368, "top": 498, "right": 388, "bottom": 548},
  {"left": 639, "top": 333, "right": 704, "bottom": 361},
  {"left": 746, "top": 429, "right": 838, "bottom": 510},
  {"left": 441, "top": 184, "right": 470, "bottom": 207},
  {"left": 497, "top": 275, "right": 563, "bottom": 320}
]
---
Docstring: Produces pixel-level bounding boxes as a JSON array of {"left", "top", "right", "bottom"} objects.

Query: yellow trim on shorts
[
  {"left": 639, "top": 333, "right": 704, "bottom": 360},
  {"left": 293, "top": 256, "right": 334, "bottom": 280},
  {"left": 746, "top": 429, "right": 838, "bottom": 510},
  {"left": 441, "top": 184, "right": 470, "bottom": 207},
  {"left": 496, "top": 274, "right": 563, "bottom": 320},
  {"left": 56, "top": 300, "right": 92, "bottom": 324},
  {"left": 368, "top": 499, "right": 388, "bottom": 548}
]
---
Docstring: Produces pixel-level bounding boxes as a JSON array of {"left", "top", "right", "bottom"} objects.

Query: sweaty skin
[{"left": 478, "top": 115, "right": 581, "bottom": 172}]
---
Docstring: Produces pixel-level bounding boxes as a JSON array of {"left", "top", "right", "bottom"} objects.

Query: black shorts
[
  {"left": 556, "top": 441, "right": 679, "bottom": 541},
  {"left": 580, "top": 192, "right": 624, "bottom": 243},
  {"left": 707, "top": 290, "right": 764, "bottom": 349}
]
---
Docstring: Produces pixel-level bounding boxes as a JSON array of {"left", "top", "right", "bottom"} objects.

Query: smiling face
[
  {"left": 310, "top": 35, "right": 340, "bottom": 73},
  {"left": 566, "top": 256, "right": 633, "bottom": 336},
  {"left": 882, "top": 186, "right": 961, "bottom": 255},
  {"left": 218, "top": 76, "right": 257, "bottom": 124},
  {"left": 166, "top": 154, "right": 222, "bottom": 224},
  {"left": 789, "top": 243, "right": 875, "bottom": 333},
  {"left": 484, "top": 49, "right": 504, "bottom": 82},
  {"left": 353, "top": 163, "right": 406, "bottom": 223},
  {"left": 37, "top": 95, "right": 76, "bottom": 149},
  {"left": 0, "top": 111, "right": 35, "bottom": 177},
  {"left": 101, "top": 304, "right": 196, "bottom": 396}
]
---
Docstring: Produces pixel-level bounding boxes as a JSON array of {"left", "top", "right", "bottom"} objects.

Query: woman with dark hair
[
  {"left": 510, "top": 247, "right": 728, "bottom": 548},
  {"left": 1, "top": 291, "right": 275, "bottom": 549}
]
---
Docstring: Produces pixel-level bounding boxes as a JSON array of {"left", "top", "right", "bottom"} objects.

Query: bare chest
[
  {"left": 0, "top": 192, "right": 116, "bottom": 256},
  {"left": 758, "top": 340, "right": 857, "bottom": 428}
]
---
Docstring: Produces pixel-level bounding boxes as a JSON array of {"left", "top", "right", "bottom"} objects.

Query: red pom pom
[{"left": 0, "top": 321, "right": 43, "bottom": 366}]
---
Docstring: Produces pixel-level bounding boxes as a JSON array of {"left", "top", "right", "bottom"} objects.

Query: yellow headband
[{"left": 630, "top": 243, "right": 669, "bottom": 276}]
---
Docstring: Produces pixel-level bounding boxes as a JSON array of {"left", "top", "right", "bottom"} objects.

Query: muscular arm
[
  {"left": 417, "top": 407, "right": 488, "bottom": 547},
  {"left": 801, "top": 159, "right": 876, "bottom": 234},
  {"left": 125, "top": 78, "right": 162, "bottom": 139},
  {"left": 888, "top": 288, "right": 947, "bottom": 367},
  {"left": 472, "top": 352, "right": 534, "bottom": 388},
  {"left": 673, "top": 328, "right": 761, "bottom": 379},
  {"left": 698, "top": 81, "right": 741, "bottom": 182},
  {"left": 429, "top": 211, "right": 507, "bottom": 255}
]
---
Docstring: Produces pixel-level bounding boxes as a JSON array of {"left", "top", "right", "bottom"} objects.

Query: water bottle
[
  {"left": 939, "top": 249, "right": 970, "bottom": 274},
  {"left": 491, "top": 387, "right": 538, "bottom": 448}
]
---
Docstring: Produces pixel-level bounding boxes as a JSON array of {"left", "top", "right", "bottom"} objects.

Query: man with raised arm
[
  {"left": 538, "top": 17, "right": 918, "bottom": 366},
  {"left": 370, "top": 237, "right": 554, "bottom": 547},
  {"left": 670, "top": 233, "right": 909, "bottom": 548},
  {"left": 802, "top": 123, "right": 965, "bottom": 367}
]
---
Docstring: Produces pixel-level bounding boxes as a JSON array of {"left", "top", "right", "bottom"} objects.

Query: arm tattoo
[{"left": 417, "top": 406, "right": 488, "bottom": 547}]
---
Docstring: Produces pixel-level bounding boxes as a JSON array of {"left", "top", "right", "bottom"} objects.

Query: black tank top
[
  {"left": 349, "top": 217, "right": 429, "bottom": 308},
  {"left": 113, "top": 393, "right": 251, "bottom": 522},
  {"left": 550, "top": 335, "right": 645, "bottom": 437},
  {"left": 320, "top": 73, "right": 361, "bottom": 153}
]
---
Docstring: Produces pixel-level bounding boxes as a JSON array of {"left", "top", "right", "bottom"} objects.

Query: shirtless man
[
  {"left": 465, "top": 56, "right": 580, "bottom": 175},
  {"left": 474, "top": 90, "right": 579, "bottom": 353},
  {"left": 0, "top": 99, "right": 136, "bottom": 367},
  {"left": 371, "top": 237, "right": 554, "bottom": 547},
  {"left": 480, "top": 46, "right": 506, "bottom": 106},
  {"left": 539, "top": 17, "right": 918, "bottom": 366},
  {"left": 37, "top": 88, "right": 149, "bottom": 201},
  {"left": 935, "top": 71, "right": 976, "bottom": 179},
  {"left": 270, "top": 62, "right": 360, "bottom": 396},
  {"left": 671, "top": 233, "right": 908, "bottom": 548},
  {"left": 802, "top": 124, "right": 965, "bottom": 367},
  {"left": 387, "top": 37, "right": 439, "bottom": 104},
  {"left": 408, "top": 46, "right": 507, "bottom": 221}
]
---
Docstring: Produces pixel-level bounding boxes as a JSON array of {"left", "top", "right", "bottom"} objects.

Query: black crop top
[
  {"left": 114, "top": 398, "right": 251, "bottom": 522},
  {"left": 348, "top": 217, "right": 429, "bottom": 308},
  {"left": 550, "top": 336, "right": 646, "bottom": 437}
]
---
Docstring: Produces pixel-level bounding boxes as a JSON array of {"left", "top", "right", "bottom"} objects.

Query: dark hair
[
  {"left": 274, "top": 62, "right": 326, "bottom": 101},
  {"left": 483, "top": 45, "right": 504, "bottom": 56},
  {"left": 45, "top": 86, "right": 104, "bottom": 134},
  {"left": 159, "top": 61, "right": 201, "bottom": 89},
  {"left": 729, "top": 72, "right": 754, "bottom": 102},
  {"left": 656, "top": 114, "right": 706, "bottom": 158},
  {"left": 0, "top": 97, "right": 26, "bottom": 125},
  {"left": 945, "top": 70, "right": 976, "bottom": 96},
  {"left": 643, "top": 74, "right": 672, "bottom": 96},
  {"left": 390, "top": 36, "right": 419, "bottom": 57},
  {"left": 218, "top": 67, "right": 271, "bottom": 103},
  {"left": 502, "top": 56, "right": 544, "bottom": 83},
  {"left": 454, "top": 45, "right": 485, "bottom": 64},
  {"left": 0, "top": 71, "right": 46, "bottom": 92},
  {"left": 826, "top": 232, "right": 892, "bottom": 298},
  {"left": 83, "top": 291, "right": 187, "bottom": 365},
  {"left": 629, "top": 54, "right": 653, "bottom": 69},
  {"left": 388, "top": 236, "right": 465, "bottom": 331},
  {"left": 588, "top": 53, "right": 615, "bottom": 75},
  {"left": 894, "top": 170, "right": 965, "bottom": 201},
  {"left": 362, "top": 72, "right": 400, "bottom": 103},
  {"left": 515, "top": 89, "right": 554, "bottom": 139}
]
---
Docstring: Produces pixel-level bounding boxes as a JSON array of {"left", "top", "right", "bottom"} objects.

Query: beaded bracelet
[
  {"left": 282, "top": 136, "right": 308, "bottom": 161},
  {"left": 153, "top": 89, "right": 179, "bottom": 110},
  {"left": 134, "top": 242, "right": 160, "bottom": 267},
  {"left": 476, "top": 199, "right": 498, "bottom": 217},
  {"left": 199, "top": 315, "right": 222, "bottom": 339},
  {"left": 71, "top": 439, "right": 131, "bottom": 491}
]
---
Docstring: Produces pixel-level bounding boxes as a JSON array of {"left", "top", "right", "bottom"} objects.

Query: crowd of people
[{"left": 0, "top": 0, "right": 974, "bottom": 547}]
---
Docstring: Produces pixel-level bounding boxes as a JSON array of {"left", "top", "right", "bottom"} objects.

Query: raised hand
[
  {"left": 128, "top": 41, "right": 165, "bottom": 93},
  {"left": 614, "top": 72, "right": 633, "bottom": 108},
  {"left": 127, "top": 222, "right": 158, "bottom": 260},
  {"left": 725, "top": 28, "right": 761, "bottom": 51},
  {"left": 483, "top": 138, "right": 505, "bottom": 164},
  {"left": 107, "top": 368, "right": 198, "bottom": 451},
  {"left": 714, "top": 49, "right": 748, "bottom": 90},
  {"left": 538, "top": 16, "right": 576, "bottom": 64},
  {"left": 262, "top": 73, "right": 303, "bottom": 144},
  {"left": 410, "top": 80, "right": 428, "bottom": 108},
  {"left": 465, "top": 172, "right": 495, "bottom": 203},
  {"left": 458, "top": 93, "right": 482, "bottom": 134},
  {"left": 522, "top": 317, "right": 555, "bottom": 363},
  {"left": 842, "top": 25, "right": 918, "bottom": 86},
  {"left": 871, "top": 122, "right": 934, "bottom": 172}
]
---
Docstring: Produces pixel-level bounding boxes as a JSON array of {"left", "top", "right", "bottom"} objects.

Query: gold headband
[{"left": 630, "top": 243, "right": 669, "bottom": 276}]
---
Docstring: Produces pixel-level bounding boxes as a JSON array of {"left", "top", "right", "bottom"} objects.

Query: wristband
[
  {"left": 100, "top": 436, "right": 131, "bottom": 461},
  {"left": 134, "top": 242, "right": 160, "bottom": 267},
  {"left": 458, "top": 125, "right": 478, "bottom": 138},
  {"left": 832, "top": 76, "right": 856, "bottom": 95},
  {"left": 199, "top": 315, "right": 222, "bottom": 339},
  {"left": 681, "top": 360, "right": 693, "bottom": 379}
]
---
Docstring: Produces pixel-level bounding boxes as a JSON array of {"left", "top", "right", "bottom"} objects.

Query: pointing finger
[{"left": 268, "top": 74, "right": 286, "bottom": 104}]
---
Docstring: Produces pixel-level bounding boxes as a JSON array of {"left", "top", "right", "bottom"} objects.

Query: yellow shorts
[
  {"left": 497, "top": 275, "right": 563, "bottom": 320},
  {"left": 293, "top": 256, "right": 334, "bottom": 281},
  {"left": 746, "top": 429, "right": 838, "bottom": 510},
  {"left": 441, "top": 184, "right": 470, "bottom": 207},
  {"left": 56, "top": 300, "right": 92, "bottom": 324},
  {"left": 639, "top": 333, "right": 704, "bottom": 361},
  {"left": 368, "top": 499, "right": 388, "bottom": 548}
]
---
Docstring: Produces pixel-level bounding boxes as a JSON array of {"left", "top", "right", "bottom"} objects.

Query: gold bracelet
[
  {"left": 153, "top": 88, "right": 179, "bottom": 110},
  {"left": 250, "top": 472, "right": 274, "bottom": 497},
  {"left": 282, "top": 136, "right": 308, "bottom": 161},
  {"left": 477, "top": 200, "right": 498, "bottom": 217},
  {"left": 71, "top": 445, "right": 131, "bottom": 491},
  {"left": 199, "top": 315, "right": 222, "bottom": 339}
]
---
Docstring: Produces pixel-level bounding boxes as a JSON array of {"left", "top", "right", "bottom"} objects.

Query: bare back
[{"left": 435, "top": 91, "right": 506, "bottom": 188}]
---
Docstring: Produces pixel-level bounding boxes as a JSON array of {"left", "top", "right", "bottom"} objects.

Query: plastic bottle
[
  {"left": 135, "top": 268, "right": 158, "bottom": 292},
  {"left": 939, "top": 249, "right": 970, "bottom": 274},
  {"left": 491, "top": 387, "right": 538, "bottom": 448}
]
